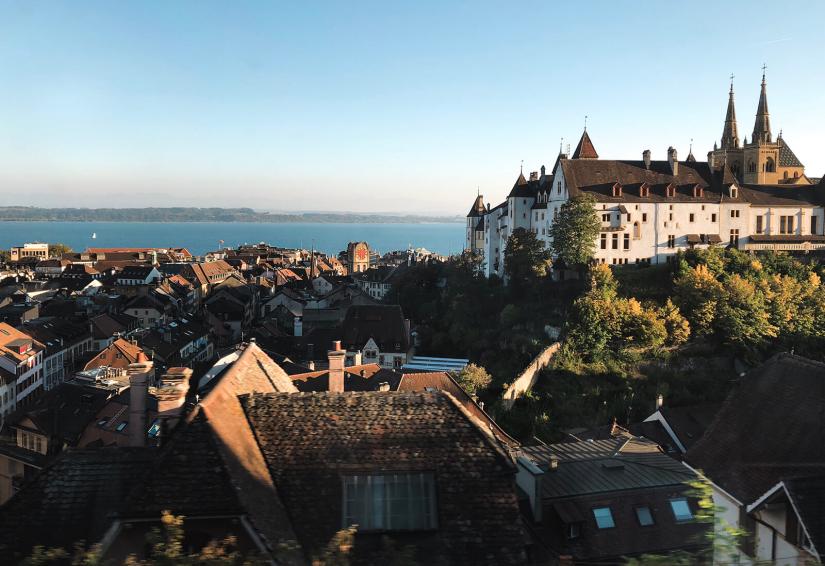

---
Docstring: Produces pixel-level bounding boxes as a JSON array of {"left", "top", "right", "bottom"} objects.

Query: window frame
[
  {"left": 592, "top": 506, "right": 615, "bottom": 530},
  {"left": 669, "top": 497, "right": 693, "bottom": 523},
  {"left": 634, "top": 505, "right": 655, "bottom": 527},
  {"left": 342, "top": 472, "right": 438, "bottom": 533}
]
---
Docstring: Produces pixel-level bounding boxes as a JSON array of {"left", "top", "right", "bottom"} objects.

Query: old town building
[{"left": 467, "top": 73, "right": 824, "bottom": 276}]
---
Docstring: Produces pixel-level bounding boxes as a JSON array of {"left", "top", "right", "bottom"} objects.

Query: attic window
[
  {"left": 666, "top": 183, "right": 676, "bottom": 198},
  {"left": 639, "top": 183, "right": 650, "bottom": 197},
  {"left": 693, "top": 185, "right": 704, "bottom": 198},
  {"left": 730, "top": 186, "right": 738, "bottom": 199},
  {"left": 343, "top": 473, "right": 437, "bottom": 531},
  {"left": 612, "top": 182, "right": 623, "bottom": 197}
]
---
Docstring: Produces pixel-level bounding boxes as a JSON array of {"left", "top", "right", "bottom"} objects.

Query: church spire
[
  {"left": 720, "top": 75, "right": 739, "bottom": 149},
  {"left": 752, "top": 65, "right": 772, "bottom": 144},
  {"left": 572, "top": 128, "right": 598, "bottom": 159}
]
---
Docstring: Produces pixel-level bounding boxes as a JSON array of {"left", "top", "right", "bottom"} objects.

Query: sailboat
[{"left": 91, "top": 232, "right": 97, "bottom": 239}]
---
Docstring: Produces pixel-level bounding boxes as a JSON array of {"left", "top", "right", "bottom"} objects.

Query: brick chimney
[
  {"left": 643, "top": 149, "right": 652, "bottom": 170},
  {"left": 127, "top": 353, "right": 154, "bottom": 447},
  {"left": 328, "top": 340, "right": 345, "bottom": 393},
  {"left": 667, "top": 146, "right": 678, "bottom": 176}
]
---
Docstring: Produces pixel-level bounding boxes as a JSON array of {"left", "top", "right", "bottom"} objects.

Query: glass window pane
[
  {"left": 636, "top": 506, "right": 654, "bottom": 526},
  {"left": 670, "top": 498, "right": 693, "bottom": 522},
  {"left": 593, "top": 507, "right": 615, "bottom": 529}
]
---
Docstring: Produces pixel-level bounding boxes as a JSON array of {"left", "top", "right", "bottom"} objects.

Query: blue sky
[{"left": 0, "top": 1, "right": 823, "bottom": 214}]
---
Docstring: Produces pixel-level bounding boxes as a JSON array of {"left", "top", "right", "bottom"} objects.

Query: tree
[
  {"left": 715, "top": 274, "right": 777, "bottom": 351},
  {"left": 548, "top": 194, "right": 600, "bottom": 267},
  {"left": 503, "top": 228, "right": 551, "bottom": 289},
  {"left": 49, "top": 243, "right": 73, "bottom": 257},
  {"left": 455, "top": 363, "right": 492, "bottom": 395}
]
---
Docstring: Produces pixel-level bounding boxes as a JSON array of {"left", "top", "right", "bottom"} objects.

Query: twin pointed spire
[
  {"left": 720, "top": 68, "right": 773, "bottom": 148},
  {"left": 752, "top": 65, "right": 772, "bottom": 144}
]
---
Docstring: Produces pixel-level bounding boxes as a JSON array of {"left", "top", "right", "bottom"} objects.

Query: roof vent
[{"left": 602, "top": 461, "right": 625, "bottom": 471}]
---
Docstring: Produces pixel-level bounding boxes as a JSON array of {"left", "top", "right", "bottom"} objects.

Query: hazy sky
[{"left": 1, "top": 1, "right": 823, "bottom": 215}]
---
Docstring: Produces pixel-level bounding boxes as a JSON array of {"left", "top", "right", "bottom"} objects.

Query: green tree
[
  {"left": 715, "top": 274, "right": 777, "bottom": 351},
  {"left": 548, "top": 194, "right": 600, "bottom": 267},
  {"left": 49, "top": 243, "right": 73, "bottom": 257},
  {"left": 455, "top": 363, "right": 493, "bottom": 395},
  {"left": 503, "top": 228, "right": 551, "bottom": 289},
  {"left": 673, "top": 264, "right": 724, "bottom": 337}
]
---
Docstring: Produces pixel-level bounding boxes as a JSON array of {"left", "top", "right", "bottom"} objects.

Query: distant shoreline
[{"left": 0, "top": 207, "right": 463, "bottom": 224}]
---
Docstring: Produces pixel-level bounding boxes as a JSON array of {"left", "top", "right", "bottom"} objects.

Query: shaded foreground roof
[
  {"left": 687, "top": 353, "right": 825, "bottom": 503},
  {"left": 523, "top": 437, "right": 695, "bottom": 500}
]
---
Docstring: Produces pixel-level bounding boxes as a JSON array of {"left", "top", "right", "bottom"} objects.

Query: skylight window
[
  {"left": 635, "top": 506, "right": 655, "bottom": 526},
  {"left": 593, "top": 507, "right": 615, "bottom": 529},
  {"left": 669, "top": 498, "right": 693, "bottom": 522},
  {"left": 115, "top": 421, "right": 128, "bottom": 432}
]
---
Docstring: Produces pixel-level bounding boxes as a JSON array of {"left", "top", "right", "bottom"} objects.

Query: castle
[{"left": 466, "top": 72, "right": 824, "bottom": 277}]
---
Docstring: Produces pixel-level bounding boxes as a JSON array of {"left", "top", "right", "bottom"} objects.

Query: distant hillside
[{"left": 0, "top": 207, "right": 463, "bottom": 224}]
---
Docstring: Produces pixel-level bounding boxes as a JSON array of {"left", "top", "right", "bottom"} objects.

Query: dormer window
[
  {"left": 730, "top": 186, "right": 738, "bottom": 199},
  {"left": 612, "top": 182, "right": 623, "bottom": 197},
  {"left": 639, "top": 182, "right": 650, "bottom": 198},
  {"left": 666, "top": 183, "right": 676, "bottom": 198},
  {"left": 693, "top": 185, "right": 704, "bottom": 198}
]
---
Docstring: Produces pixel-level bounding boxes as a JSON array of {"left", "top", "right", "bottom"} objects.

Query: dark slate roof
[
  {"left": 290, "top": 366, "right": 401, "bottom": 392},
  {"left": 738, "top": 183, "right": 825, "bottom": 206},
  {"left": 466, "top": 194, "right": 485, "bottom": 217},
  {"left": 508, "top": 171, "right": 535, "bottom": 198},
  {"left": 6, "top": 383, "right": 114, "bottom": 444},
  {"left": 778, "top": 137, "right": 804, "bottom": 167},
  {"left": 523, "top": 437, "right": 695, "bottom": 500},
  {"left": 118, "top": 265, "right": 156, "bottom": 279},
  {"left": 0, "top": 447, "right": 155, "bottom": 562},
  {"left": 341, "top": 304, "right": 410, "bottom": 353},
  {"left": 240, "top": 391, "right": 525, "bottom": 565},
  {"left": 784, "top": 475, "right": 825, "bottom": 557},
  {"left": 572, "top": 130, "right": 598, "bottom": 159},
  {"left": 657, "top": 404, "right": 721, "bottom": 452},
  {"left": 687, "top": 353, "right": 825, "bottom": 503},
  {"left": 560, "top": 159, "right": 740, "bottom": 203}
]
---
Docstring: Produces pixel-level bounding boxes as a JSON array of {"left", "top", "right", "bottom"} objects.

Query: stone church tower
[{"left": 709, "top": 71, "right": 808, "bottom": 185}]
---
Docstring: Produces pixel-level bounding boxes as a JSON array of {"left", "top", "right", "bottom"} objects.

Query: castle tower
[{"left": 465, "top": 194, "right": 486, "bottom": 252}]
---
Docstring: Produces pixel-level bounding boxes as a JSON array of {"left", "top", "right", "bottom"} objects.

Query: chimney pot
[{"left": 328, "top": 341, "right": 346, "bottom": 392}]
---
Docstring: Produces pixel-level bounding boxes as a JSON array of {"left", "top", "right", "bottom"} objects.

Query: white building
[
  {"left": 0, "top": 323, "right": 45, "bottom": 419},
  {"left": 467, "top": 79, "right": 824, "bottom": 275}
]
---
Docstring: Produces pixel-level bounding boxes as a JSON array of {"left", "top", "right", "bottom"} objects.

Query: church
[{"left": 466, "top": 72, "right": 825, "bottom": 277}]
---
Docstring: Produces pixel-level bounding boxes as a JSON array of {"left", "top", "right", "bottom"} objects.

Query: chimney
[
  {"left": 352, "top": 350, "right": 362, "bottom": 366},
  {"left": 667, "top": 147, "right": 678, "bottom": 175},
  {"left": 378, "top": 382, "right": 390, "bottom": 391},
  {"left": 307, "top": 360, "right": 315, "bottom": 370},
  {"left": 540, "top": 165, "right": 546, "bottom": 177},
  {"left": 293, "top": 316, "right": 303, "bottom": 337},
  {"left": 328, "top": 340, "right": 346, "bottom": 393},
  {"left": 127, "top": 353, "right": 154, "bottom": 447},
  {"left": 656, "top": 393, "right": 664, "bottom": 411},
  {"left": 708, "top": 151, "right": 716, "bottom": 169},
  {"left": 156, "top": 368, "right": 192, "bottom": 420},
  {"left": 529, "top": 171, "right": 538, "bottom": 181},
  {"left": 643, "top": 149, "right": 652, "bottom": 170}
]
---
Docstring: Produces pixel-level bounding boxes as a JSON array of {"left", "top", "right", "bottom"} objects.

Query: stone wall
[{"left": 500, "top": 342, "right": 561, "bottom": 410}]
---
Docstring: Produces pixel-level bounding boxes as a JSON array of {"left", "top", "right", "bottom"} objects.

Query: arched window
[
  {"left": 794, "top": 172, "right": 800, "bottom": 179},
  {"left": 748, "top": 161, "right": 756, "bottom": 173},
  {"left": 784, "top": 171, "right": 789, "bottom": 179},
  {"left": 766, "top": 157, "right": 775, "bottom": 173},
  {"left": 633, "top": 221, "right": 641, "bottom": 240}
]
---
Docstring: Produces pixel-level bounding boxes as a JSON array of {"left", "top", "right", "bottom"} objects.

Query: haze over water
[{"left": 0, "top": 221, "right": 465, "bottom": 257}]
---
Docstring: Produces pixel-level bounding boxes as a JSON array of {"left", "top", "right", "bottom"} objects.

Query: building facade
[
  {"left": 467, "top": 75, "right": 824, "bottom": 276},
  {"left": 9, "top": 243, "right": 49, "bottom": 263}
]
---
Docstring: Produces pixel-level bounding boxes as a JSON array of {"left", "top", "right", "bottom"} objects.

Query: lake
[{"left": 0, "top": 221, "right": 466, "bottom": 257}]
